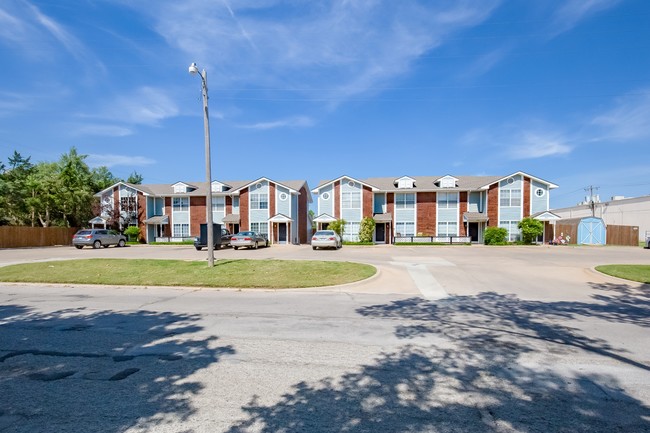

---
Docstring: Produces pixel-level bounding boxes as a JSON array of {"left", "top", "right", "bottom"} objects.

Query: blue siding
[
  {"left": 276, "top": 185, "right": 291, "bottom": 216},
  {"left": 468, "top": 192, "right": 482, "bottom": 213},
  {"left": 319, "top": 184, "right": 334, "bottom": 216},
  {"left": 250, "top": 181, "right": 269, "bottom": 224},
  {"left": 438, "top": 208, "right": 457, "bottom": 222},
  {"left": 499, "top": 175, "right": 523, "bottom": 221},
  {"left": 531, "top": 180, "right": 548, "bottom": 214}
]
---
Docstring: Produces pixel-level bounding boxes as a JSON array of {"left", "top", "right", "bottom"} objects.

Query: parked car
[
  {"left": 72, "top": 229, "right": 126, "bottom": 249},
  {"left": 311, "top": 230, "right": 342, "bottom": 250},
  {"left": 230, "top": 231, "right": 269, "bottom": 250},
  {"left": 194, "top": 224, "right": 232, "bottom": 250}
]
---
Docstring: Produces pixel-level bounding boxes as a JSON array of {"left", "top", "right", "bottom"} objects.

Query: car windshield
[
  {"left": 76, "top": 230, "right": 92, "bottom": 235},
  {"left": 315, "top": 231, "right": 335, "bottom": 236}
]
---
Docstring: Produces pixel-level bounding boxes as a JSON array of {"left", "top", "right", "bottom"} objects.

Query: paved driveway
[
  {"left": 0, "top": 243, "right": 647, "bottom": 301},
  {"left": 0, "top": 244, "right": 649, "bottom": 432}
]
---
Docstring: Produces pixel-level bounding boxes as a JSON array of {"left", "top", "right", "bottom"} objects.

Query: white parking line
[{"left": 390, "top": 261, "right": 449, "bottom": 300}]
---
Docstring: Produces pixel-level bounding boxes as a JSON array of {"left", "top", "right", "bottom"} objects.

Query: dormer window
[
  {"left": 395, "top": 176, "right": 415, "bottom": 189},
  {"left": 172, "top": 182, "right": 196, "bottom": 193},
  {"left": 437, "top": 175, "right": 458, "bottom": 188}
]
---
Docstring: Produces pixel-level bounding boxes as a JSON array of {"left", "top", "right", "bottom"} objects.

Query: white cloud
[
  {"left": 70, "top": 124, "right": 133, "bottom": 137},
  {"left": 459, "top": 45, "right": 513, "bottom": 80},
  {"left": 509, "top": 131, "right": 572, "bottom": 160},
  {"left": 126, "top": 0, "right": 501, "bottom": 101},
  {"left": 86, "top": 154, "right": 156, "bottom": 168},
  {"left": 591, "top": 90, "right": 650, "bottom": 141},
  {"left": 0, "top": 92, "right": 31, "bottom": 117},
  {"left": 550, "top": 0, "right": 622, "bottom": 37},
  {"left": 238, "top": 116, "right": 314, "bottom": 130},
  {"left": 86, "top": 87, "right": 180, "bottom": 127}
]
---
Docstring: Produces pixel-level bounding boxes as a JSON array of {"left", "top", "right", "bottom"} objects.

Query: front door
[
  {"left": 468, "top": 223, "right": 479, "bottom": 242},
  {"left": 375, "top": 223, "right": 385, "bottom": 243},
  {"left": 279, "top": 223, "right": 287, "bottom": 244}
]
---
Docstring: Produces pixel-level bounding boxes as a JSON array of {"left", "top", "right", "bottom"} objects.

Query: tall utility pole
[
  {"left": 584, "top": 185, "right": 599, "bottom": 217},
  {"left": 189, "top": 63, "right": 215, "bottom": 267}
]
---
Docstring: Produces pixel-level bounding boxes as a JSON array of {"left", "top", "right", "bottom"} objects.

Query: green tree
[
  {"left": 1, "top": 151, "right": 34, "bottom": 225},
  {"left": 57, "top": 147, "right": 95, "bottom": 227},
  {"left": 91, "top": 166, "right": 120, "bottom": 191},
  {"left": 328, "top": 219, "right": 346, "bottom": 239},
  {"left": 124, "top": 225, "right": 141, "bottom": 242},
  {"left": 484, "top": 226, "right": 508, "bottom": 245},
  {"left": 25, "top": 162, "right": 60, "bottom": 227},
  {"left": 518, "top": 217, "right": 544, "bottom": 245},
  {"left": 126, "top": 171, "right": 143, "bottom": 185},
  {"left": 308, "top": 209, "right": 316, "bottom": 232},
  {"left": 359, "top": 217, "right": 376, "bottom": 243}
]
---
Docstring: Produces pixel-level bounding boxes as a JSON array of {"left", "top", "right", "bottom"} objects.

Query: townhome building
[
  {"left": 311, "top": 172, "right": 558, "bottom": 243},
  {"left": 95, "top": 178, "right": 312, "bottom": 245}
]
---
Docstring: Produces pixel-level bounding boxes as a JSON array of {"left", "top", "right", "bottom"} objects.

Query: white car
[
  {"left": 311, "top": 230, "right": 342, "bottom": 250},
  {"left": 230, "top": 231, "right": 269, "bottom": 250}
]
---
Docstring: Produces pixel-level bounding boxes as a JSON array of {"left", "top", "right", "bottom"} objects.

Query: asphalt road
[{"left": 0, "top": 244, "right": 649, "bottom": 432}]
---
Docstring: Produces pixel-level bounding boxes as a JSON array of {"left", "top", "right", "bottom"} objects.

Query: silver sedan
[
  {"left": 230, "top": 231, "right": 269, "bottom": 250},
  {"left": 311, "top": 230, "right": 342, "bottom": 250}
]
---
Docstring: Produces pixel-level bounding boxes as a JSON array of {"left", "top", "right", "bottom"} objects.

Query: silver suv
[{"left": 72, "top": 229, "right": 127, "bottom": 249}]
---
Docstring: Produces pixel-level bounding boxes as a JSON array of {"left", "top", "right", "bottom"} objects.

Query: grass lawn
[
  {"left": 595, "top": 265, "right": 650, "bottom": 284},
  {"left": 0, "top": 258, "right": 376, "bottom": 288}
]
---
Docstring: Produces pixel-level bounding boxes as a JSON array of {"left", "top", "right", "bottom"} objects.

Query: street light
[{"left": 189, "top": 62, "right": 215, "bottom": 267}]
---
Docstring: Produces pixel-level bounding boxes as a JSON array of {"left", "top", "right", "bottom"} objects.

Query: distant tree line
[{"left": 0, "top": 147, "right": 143, "bottom": 228}]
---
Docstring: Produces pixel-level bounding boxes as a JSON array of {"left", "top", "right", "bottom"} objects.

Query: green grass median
[
  {"left": 595, "top": 265, "right": 650, "bottom": 284},
  {"left": 0, "top": 259, "right": 376, "bottom": 289}
]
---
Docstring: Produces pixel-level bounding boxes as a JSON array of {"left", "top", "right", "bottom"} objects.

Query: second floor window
[
  {"left": 342, "top": 192, "right": 361, "bottom": 209},
  {"left": 172, "top": 197, "right": 189, "bottom": 211},
  {"left": 438, "top": 192, "right": 458, "bottom": 209},
  {"left": 395, "top": 193, "right": 415, "bottom": 209},
  {"left": 250, "top": 193, "right": 268, "bottom": 210},
  {"left": 500, "top": 189, "right": 522, "bottom": 207}
]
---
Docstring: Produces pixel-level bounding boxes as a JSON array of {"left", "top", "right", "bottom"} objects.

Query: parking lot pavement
[{"left": 0, "top": 243, "right": 647, "bottom": 301}]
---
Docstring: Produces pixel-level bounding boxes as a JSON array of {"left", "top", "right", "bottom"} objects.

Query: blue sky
[{"left": 1, "top": 0, "right": 649, "bottom": 208}]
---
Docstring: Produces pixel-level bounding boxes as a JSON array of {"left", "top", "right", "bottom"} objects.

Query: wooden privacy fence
[
  {"left": 553, "top": 223, "right": 578, "bottom": 245},
  {"left": 606, "top": 224, "right": 639, "bottom": 246},
  {"left": 0, "top": 226, "right": 78, "bottom": 248}
]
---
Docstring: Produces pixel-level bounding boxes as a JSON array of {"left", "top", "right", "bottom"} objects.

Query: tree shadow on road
[
  {"left": 0, "top": 304, "right": 235, "bottom": 432},
  {"left": 225, "top": 282, "right": 650, "bottom": 433}
]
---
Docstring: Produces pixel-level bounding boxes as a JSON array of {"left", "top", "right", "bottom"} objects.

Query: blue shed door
[{"left": 578, "top": 217, "right": 606, "bottom": 245}]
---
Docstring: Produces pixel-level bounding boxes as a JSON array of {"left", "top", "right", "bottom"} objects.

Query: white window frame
[
  {"left": 438, "top": 192, "right": 458, "bottom": 209},
  {"left": 500, "top": 189, "right": 522, "bottom": 207},
  {"left": 499, "top": 220, "right": 521, "bottom": 242},
  {"left": 250, "top": 193, "right": 269, "bottom": 210},
  {"left": 342, "top": 221, "right": 360, "bottom": 242},
  {"left": 172, "top": 197, "right": 189, "bottom": 211},
  {"left": 173, "top": 223, "right": 189, "bottom": 238},
  {"left": 395, "top": 222, "right": 415, "bottom": 237},
  {"left": 437, "top": 221, "right": 458, "bottom": 237},
  {"left": 212, "top": 196, "right": 225, "bottom": 212},
  {"left": 250, "top": 222, "right": 269, "bottom": 238},
  {"left": 341, "top": 191, "right": 361, "bottom": 209},
  {"left": 395, "top": 193, "right": 415, "bottom": 209}
]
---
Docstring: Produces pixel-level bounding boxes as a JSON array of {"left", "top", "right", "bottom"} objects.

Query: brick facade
[
  {"left": 523, "top": 177, "right": 531, "bottom": 217},
  {"left": 240, "top": 188, "right": 249, "bottom": 230},
  {"left": 137, "top": 192, "right": 146, "bottom": 240},
  {"left": 164, "top": 197, "right": 171, "bottom": 237},
  {"left": 298, "top": 185, "right": 309, "bottom": 244},
  {"left": 226, "top": 196, "right": 232, "bottom": 215},
  {"left": 417, "top": 192, "right": 436, "bottom": 235},
  {"left": 269, "top": 183, "right": 276, "bottom": 217},
  {"left": 363, "top": 186, "right": 373, "bottom": 218},
  {"left": 334, "top": 181, "right": 340, "bottom": 219},
  {"left": 189, "top": 196, "right": 206, "bottom": 236},
  {"left": 487, "top": 183, "right": 499, "bottom": 226},
  {"left": 458, "top": 192, "right": 468, "bottom": 236}
]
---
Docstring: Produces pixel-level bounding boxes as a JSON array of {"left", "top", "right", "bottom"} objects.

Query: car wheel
[
  {"left": 93, "top": 240, "right": 101, "bottom": 249},
  {"left": 75, "top": 245, "right": 83, "bottom": 249},
  {"left": 118, "top": 239, "right": 126, "bottom": 247},
  {"left": 103, "top": 244, "right": 109, "bottom": 248},
  {"left": 312, "top": 246, "right": 317, "bottom": 250},
  {"left": 252, "top": 242, "right": 257, "bottom": 249},
  {"left": 234, "top": 246, "right": 239, "bottom": 250},
  {"left": 195, "top": 246, "right": 202, "bottom": 251},
  {"left": 265, "top": 240, "right": 269, "bottom": 247}
]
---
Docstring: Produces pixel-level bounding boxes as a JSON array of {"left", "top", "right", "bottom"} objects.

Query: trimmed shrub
[
  {"left": 124, "top": 226, "right": 141, "bottom": 242},
  {"left": 484, "top": 226, "right": 508, "bottom": 245},
  {"left": 359, "top": 217, "right": 376, "bottom": 243},
  {"left": 518, "top": 217, "right": 544, "bottom": 244}
]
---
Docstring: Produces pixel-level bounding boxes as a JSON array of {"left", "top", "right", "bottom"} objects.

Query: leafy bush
[
  {"left": 328, "top": 219, "right": 346, "bottom": 238},
  {"left": 518, "top": 217, "right": 543, "bottom": 244},
  {"left": 484, "top": 227, "right": 508, "bottom": 245},
  {"left": 124, "top": 226, "right": 140, "bottom": 242},
  {"left": 359, "top": 217, "right": 376, "bottom": 243}
]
